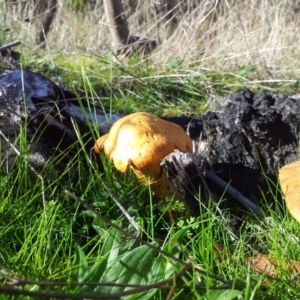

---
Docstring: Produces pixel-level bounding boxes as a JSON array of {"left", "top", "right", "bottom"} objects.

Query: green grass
[
  {"left": 1, "top": 58, "right": 300, "bottom": 299},
  {"left": 2, "top": 1, "right": 300, "bottom": 295}
]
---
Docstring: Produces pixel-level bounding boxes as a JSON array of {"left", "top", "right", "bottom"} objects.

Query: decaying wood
[
  {"left": 0, "top": 68, "right": 123, "bottom": 170},
  {"left": 164, "top": 89, "right": 300, "bottom": 216},
  {"left": 0, "top": 41, "right": 21, "bottom": 66},
  {"left": 204, "top": 170, "right": 264, "bottom": 219}
]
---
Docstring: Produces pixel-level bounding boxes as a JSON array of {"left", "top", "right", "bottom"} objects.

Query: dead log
[
  {"left": 0, "top": 41, "right": 21, "bottom": 65},
  {"left": 0, "top": 68, "right": 123, "bottom": 170},
  {"left": 164, "top": 89, "right": 300, "bottom": 214},
  {"left": 0, "top": 41, "right": 21, "bottom": 52},
  {"left": 0, "top": 68, "right": 197, "bottom": 171}
]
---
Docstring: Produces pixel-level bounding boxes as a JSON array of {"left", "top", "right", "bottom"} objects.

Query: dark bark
[
  {"left": 0, "top": 68, "right": 193, "bottom": 171},
  {"left": 164, "top": 89, "right": 300, "bottom": 214},
  {"left": 0, "top": 68, "right": 123, "bottom": 170},
  {"left": 0, "top": 41, "right": 21, "bottom": 66},
  {"left": 103, "top": 0, "right": 157, "bottom": 58},
  {"left": 103, "top": 0, "right": 131, "bottom": 49}
]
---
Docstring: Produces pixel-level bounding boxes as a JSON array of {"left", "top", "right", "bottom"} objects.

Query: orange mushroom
[
  {"left": 279, "top": 160, "right": 300, "bottom": 224},
  {"left": 94, "top": 112, "right": 193, "bottom": 216}
]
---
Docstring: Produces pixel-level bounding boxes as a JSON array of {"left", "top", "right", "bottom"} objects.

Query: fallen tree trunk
[
  {"left": 0, "top": 68, "right": 198, "bottom": 170},
  {"left": 0, "top": 68, "right": 124, "bottom": 170}
]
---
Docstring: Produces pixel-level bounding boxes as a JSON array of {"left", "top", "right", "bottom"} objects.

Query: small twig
[
  {"left": 65, "top": 189, "right": 181, "bottom": 261},
  {"left": 203, "top": 170, "right": 264, "bottom": 219},
  {"left": 0, "top": 40, "right": 21, "bottom": 52},
  {"left": 90, "top": 151, "right": 142, "bottom": 240},
  {"left": 0, "top": 260, "right": 192, "bottom": 299},
  {"left": 165, "top": 285, "right": 176, "bottom": 300},
  {"left": 191, "top": 156, "right": 239, "bottom": 241},
  {"left": 97, "top": 172, "right": 143, "bottom": 244},
  {"left": 0, "top": 263, "right": 21, "bottom": 285}
]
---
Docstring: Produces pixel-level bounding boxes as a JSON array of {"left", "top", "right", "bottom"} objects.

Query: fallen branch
[
  {"left": 0, "top": 40, "right": 21, "bottom": 52},
  {"left": 204, "top": 170, "right": 264, "bottom": 219},
  {"left": 0, "top": 261, "right": 192, "bottom": 299}
]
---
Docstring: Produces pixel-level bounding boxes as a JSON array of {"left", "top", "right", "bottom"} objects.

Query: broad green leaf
[
  {"left": 133, "top": 252, "right": 166, "bottom": 300},
  {"left": 100, "top": 225, "right": 122, "bottom": 268},
  {"left": 97, "top": 244, "right": 162, "bottom": 299},
  {"left": 163, "top": 226, "right": 190, "bottom": 256},
  {"left": 79, "top": 252, "right": 110, "bottom": 293},
  {"left": 170, "top": 226, "right": 190, "bottom": 244},
  {"left": 92, "top": 216, "right": 107, "bottom": 235},
  {"left": 69, "top": 244, "right": 88, "bottom": 283},
  {"left": 160, "top": 227, "right": 189, "bottom": 277},
  {"left": 234, "top": 276, "right": 259, "bottom": 288},
  {"left": 85, "top": 253, "right": 109, "bottom": 282},
  {"left": 207, "top": 289, "right": 240, "bottom": 300}
]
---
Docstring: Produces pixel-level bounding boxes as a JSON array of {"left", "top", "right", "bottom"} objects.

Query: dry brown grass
[{"left": 2, "top": 0, "right": 300, "bottom": 81}]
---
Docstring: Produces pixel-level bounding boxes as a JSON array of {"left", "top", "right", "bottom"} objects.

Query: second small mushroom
[{"left": 94, "top": 112, "right": 193, "bottom": 216}]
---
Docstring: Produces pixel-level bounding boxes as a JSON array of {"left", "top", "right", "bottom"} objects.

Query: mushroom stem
[{"left": 131, "top": 164, "right": 191, "bottom": 217}]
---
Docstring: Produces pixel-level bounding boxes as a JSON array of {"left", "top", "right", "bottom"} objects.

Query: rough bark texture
[
  {"left": 0, "top": 47, "right": 20, "bottom": 67},
  {"left": 103, "top": 0, "right": 157, "bottom": 58},
  {"left": 204, "top": 90, "right": 299, "bottom": 176},
  {"left": 164, "top": 89, "right": 300, "bottom": 213},
  {"left": 0, "top": 68, "right": 123, "bottom": 170}
]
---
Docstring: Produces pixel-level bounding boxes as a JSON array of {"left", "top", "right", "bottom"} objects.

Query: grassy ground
[{"left": 1, "top": 1, "right": 300, "bottom": 299}]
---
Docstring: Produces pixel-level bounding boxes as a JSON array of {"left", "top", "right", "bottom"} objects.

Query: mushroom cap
[
  {"left": 279, "top": 160, "right": 300, "bottom": 224},
  {"left": 94, "top": 112, "right": 193, "bottom": 172}
]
